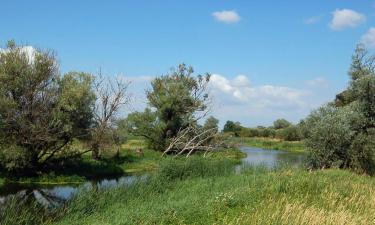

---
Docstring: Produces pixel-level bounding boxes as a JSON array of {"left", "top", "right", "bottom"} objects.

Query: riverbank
[
  {"left": 0, "top": 139, "right": 244, "bottom": 188},
  {"left": 3, "top": 158, "right": 374, "bottom": 225},
  {"left": 233, "top": 137, "right": 306, "bottom": 153}
]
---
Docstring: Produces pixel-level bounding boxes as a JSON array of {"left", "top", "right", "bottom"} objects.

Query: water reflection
[{"left": 0, "top": 175, "right": 144, "bottom": 209}]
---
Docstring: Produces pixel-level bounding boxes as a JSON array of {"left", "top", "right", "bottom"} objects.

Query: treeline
[{"left": 222, "top": 118, "right": 302, "bottom": 141}]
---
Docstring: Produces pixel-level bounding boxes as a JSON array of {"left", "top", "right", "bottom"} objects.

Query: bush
[
  {"left": 279, "top": 126, "right": 301, "bottom": 141},
  {"left": 304, "top": 104, "right": 375, "bottom": 173}
]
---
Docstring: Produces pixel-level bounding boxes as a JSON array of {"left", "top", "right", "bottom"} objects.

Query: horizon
[{"left": 1, "top": 0, "right": 374, "bottom": 127}]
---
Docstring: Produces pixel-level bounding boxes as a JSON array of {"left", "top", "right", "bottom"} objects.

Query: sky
[{"left": 1, "top": 0, "right": 374, "bottom": 127}]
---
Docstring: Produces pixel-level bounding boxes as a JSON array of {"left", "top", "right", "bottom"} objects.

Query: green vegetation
[
  {"left": 0, "top": 138, "right": 243, "bottom": 187},
  {"left": 223, "top": 119, "right": 303, "bottom": 141},
  {"left": 2, "top": 158, "right": 375, "bottom": 225},
  {"left": 303, "top": 44, "right": 375, "bottom": 174},
  {"left": 234, "top": 137, "right": 305, "bottom": 153}
]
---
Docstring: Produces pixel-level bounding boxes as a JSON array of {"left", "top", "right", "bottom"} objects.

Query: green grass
[
  {"left": 52, "top": 165, "right": 375, "bottom": 225},
  {"left": 3, "top": 158, "right": 374, "bottom": 225},
  {"left": 234, "top": 137, "right": 306, "bottom": 153}
]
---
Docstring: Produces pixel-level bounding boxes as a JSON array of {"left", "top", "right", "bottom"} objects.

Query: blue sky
[{"left": 1, "top": 0, "right": 374, "bottom": 126}]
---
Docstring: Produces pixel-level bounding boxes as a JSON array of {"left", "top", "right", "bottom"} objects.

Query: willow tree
[
  {"left": 126, "top": 64, "right": 213, "bottom": 153},
  {"left": 0, "top": 41, "right": 95, "bottom": 173}
]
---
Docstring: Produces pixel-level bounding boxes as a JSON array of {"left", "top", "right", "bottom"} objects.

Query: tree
[
  {"left": 0, "top": 41, "right": 95, "bottom": 172},
  {"left": 273, "top": 119, "right": 292, "bottom": 129},
  {"left": 222, "top": 121, "right": 242, "bottom": 135},
  {"left": 305, "top": 45, "right": 375, "bottom": 174},
  {"left": 203, "top": 116, "right": 219, "bottom": 133},
  {"left": 128, "top": 64, "right": 211, "bottom": 152},
  {"left": 90, "top": 75, "right": 131, "bottom": 159}
]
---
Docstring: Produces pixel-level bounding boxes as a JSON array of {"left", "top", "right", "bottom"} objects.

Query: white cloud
[
  {"left": 209, "top": 74, "right": 307, "bottom": 106},
  {"left": 206, "top": 74, "right": 334, "bottom": 126},
  {"left": 361, "top": 27, "right": 375, "bottom": 48},
  {"left": 212, "top": 10, "right": 241, "bottom": 24},
  {"left": 304, "top": 15, "right": 323, "bottom": 25},
  {"left": 329, "top": 9, "right": 366, "bottom": 30}
]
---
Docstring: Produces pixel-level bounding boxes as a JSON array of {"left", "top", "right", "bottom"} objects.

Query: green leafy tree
[
  {"left": 305, "top": 45, "right": 375, "bottom": 174},
  {"left": 222, "top": 121, "right": 242, "bottom": 136},
  {"left": 127, "top": 64, "right": 211, "bottom": 151},
  {"left": 0, "top": 41, "right": 95, "bottom": 172},
  {"left": 273, "top": 119, "right": 292, "bottom": 129}
]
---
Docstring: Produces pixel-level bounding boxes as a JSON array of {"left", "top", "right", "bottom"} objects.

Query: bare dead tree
[
  {"left": 162, "top": 125, "right": 224, "bottom": 157},
  {"left": 91, "top": 74, "right": 131, "bottom": 159}
]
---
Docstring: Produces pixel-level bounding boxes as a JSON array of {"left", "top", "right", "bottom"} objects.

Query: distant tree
[
  {"left": 273, "top": 119, "right": 292, "bottom": 129},
  {"left": 223, "top": 121, "right": 242, "bottom": 135},
  {"left": 0, "top": 41, "right": 95, "bottom": 172},
  {"left": 203, "top": 116, "right": 219, "bottom": 133}
]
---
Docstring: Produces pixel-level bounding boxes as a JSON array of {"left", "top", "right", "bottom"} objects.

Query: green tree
[
  {"left": 222, "top": 121, "right": 242, "bottom": 135},
  {"left": 203, "top": 116, "right": 219, "bottom": 133},
  {"left": 305, "top": 45, "right": 375, "bottom": 174},
  {"left": 127, "top": 64, "right": 211, "bottom": 151},
  {"left": 0, "top": 41, "right": 95, "bottom": 172},
  {"left": 273, "top": 119, "right": 292, "bottom": 129}
]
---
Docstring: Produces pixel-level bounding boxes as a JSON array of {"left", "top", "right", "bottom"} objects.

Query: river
[{"left": 0, "top": 147, "right": 305, "bottom": 207}]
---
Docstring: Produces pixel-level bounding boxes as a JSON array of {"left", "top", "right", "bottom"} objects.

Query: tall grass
[{"left": 2, "top": 157, "right": 375, "bottom": 225}]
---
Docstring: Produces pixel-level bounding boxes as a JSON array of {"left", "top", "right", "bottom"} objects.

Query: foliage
[
  {"left": 222, "top": 120, "right": 242, "bottom": 135},
  {"left": 305, "top": 45, "right": 375, "bottom": 174},
  {"left": 0, "top": 41, "right": 95, "bottom": 173},
  {"left": 273, "top": 118, "right": 292, "bottom": 129},
  {"left": 126, "top": 64, "right": 211, "bottom": 152}
]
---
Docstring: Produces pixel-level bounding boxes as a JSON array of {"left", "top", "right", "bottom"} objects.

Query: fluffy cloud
[
  {"left": 208, "top": 74, "right": 332, "bottom": 126},
  {"left": 212, "top": 10, "right": 241, "bottom": 24},
  {"left": 329, "top": 9, "right": 366, "bottom": 30},
  {"left": 361, "top": 27, "right": 375, "bottom": 48},
  {"left": 209, "top": 74, "right": 309, "bottom": 109}
]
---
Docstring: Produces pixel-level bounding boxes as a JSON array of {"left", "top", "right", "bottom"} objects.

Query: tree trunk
[{"left": 91, "top": 143, "right": 101, "bottom": 160}]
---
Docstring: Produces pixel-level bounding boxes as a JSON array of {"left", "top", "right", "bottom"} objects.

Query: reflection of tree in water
[{"left": 1, "top": 188, "right": 66, "bottom": 210}]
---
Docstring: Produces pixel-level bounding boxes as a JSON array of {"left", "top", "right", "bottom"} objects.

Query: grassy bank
[
  {"left": 3, "top": 158, "right": 375, "bottom": 225},
  {"left": 234, "top": 137, "right": 306, "bottom": 153},
  {"left": 0, "top": 139, "right": 244, "bottom": 187}
]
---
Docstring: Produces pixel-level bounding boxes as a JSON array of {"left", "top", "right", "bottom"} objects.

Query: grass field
[{"left": 234, "top": 137, "right": 306, "bottom": 153}]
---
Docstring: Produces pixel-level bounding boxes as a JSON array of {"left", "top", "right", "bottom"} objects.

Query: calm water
[
  {"left": 0, "top": 147, "right": 305, "bottom": 207},
  {"left": 240, "top": 146, "right": 305, "bottom": 168}
]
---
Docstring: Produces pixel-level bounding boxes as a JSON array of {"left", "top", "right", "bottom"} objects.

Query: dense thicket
[{"left": 303, "top": 44, "right": 375, "bottom": 174}]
